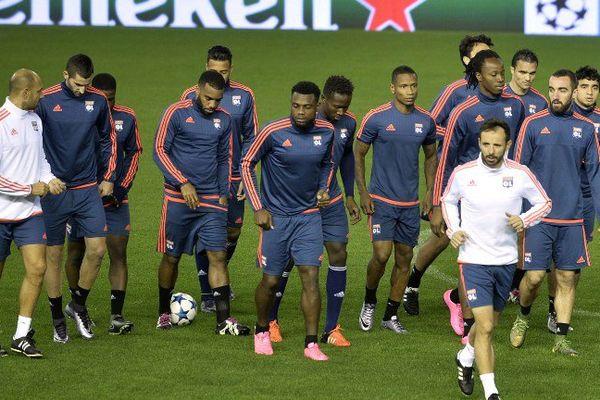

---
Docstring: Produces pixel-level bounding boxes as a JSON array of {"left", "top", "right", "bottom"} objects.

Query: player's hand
[
  {"left": 180, "top": 182, "right": 199, "bottom": 209},
  {"left": 346, "top": 196, "right": 361, "bottom": 224},
  {"left": 317, "top": 190, "right": 330, "bottom": 208},
  {"left": 254, "top": 209, "right": 273, "bottom": 230},
  {"left": 48, "top": 178, "right": 66, "bottom": 195},
  {"left": 219, "top": 196, "right": 229, "bottom": 206},
  {"left": 506, "top": 212, "right": 524, "bottom": 233},
  {"left": 30, "top": 181, "right": 49, "bottom": 197},
  {"left": 421, "top": 189, "right": 433, "bottom": 217},
  {"left": 359, "top": 191, "right": 374, "bottom": 215},
  {"left": 430, "top": 207, "right": 446, "bottom": 238},
  {"left": 450, "top": 230, "right": 468, "bottom": 249},
  {"left": 98, "top": 180, "right": 114, "bottom": 197},
  {"left": 236, "top": 181, "right": 246, "bottom": 201}
]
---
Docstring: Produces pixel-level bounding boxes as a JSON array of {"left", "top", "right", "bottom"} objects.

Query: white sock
[
  {"left": 14, "top": 315, "right": 32, "bottom": 340},
  {"left": 458, "top": 342, "right": 475, "bottom": 367},
  {"left": 480, "top": 373, "right": 498, "bottom": 399}
]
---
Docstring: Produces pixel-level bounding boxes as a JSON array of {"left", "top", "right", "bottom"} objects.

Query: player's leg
[
  {"left": 380, "top": 241, "right": 411, "bottom": 334},
  {"left": 65, "top": 238, "right": 85, "bottom": 296},
  {"left": 254, "top": 272, "right": 281, "bottom": 355},
  {"left": 194, "top": 249, "right": 214, "bottom": 312},
  {"left": 0, "top": 255, "right": 5, "bottom": 357},
  {"left": 107, "top": 234, "right": 133, "bottom": 334},
  {"left": 157, "top": 253, "right": 180, "bottom": 329},
  {"left": 298, "top": 265, "right": 327, "bottom": 361},
  {"left": 268, "top": 259, "right": 293, "bottom": 342},
  {"left": 459, "top": 281, "right": 475, "bottom": 344},
  {"left": 546, "top": 265, "right": 558, "bottom": 333}
]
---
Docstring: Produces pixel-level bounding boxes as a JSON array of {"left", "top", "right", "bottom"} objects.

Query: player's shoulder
[
  {"left": 528, "top": 86, "right": 547, "bottom": 100},
  {"left": 180, "top": 85, "right": 196, "bottom": 101},
  {"left": 414, "top": 105, "right": 435, "bottom": 122},
  {"left": 522, "top": 109, "right": 550, "bottom": 128},
  {"left": 572, "top": 111, "right": 596, "bottom": 130},
  {"left": 363, "top": 102, "right": 393, "bottom": 122},
  {"left": 0, "top": 106, "right": 10, "bottom": 123},
  {"left": 441, "top": 78, "right": 468, "bottom": 94},
  {"left": 504, "top": 159, "right": 536, "bottom": 177},
  {"left": 162, "top": 99, "right": 194, "bottom": 118},
  {"left": 229, "top": 80, "right": 256, "bottom": 97},
  {"left": 260, "top": 117, "right": 292, "bottom": 133},
  {"left": 85, "top": 86, "right": 110, "bottom": 103},
  {"left": 42, "top": 83, "right": 63, "bottom": 98},
  {"left": 315, "top": 118, "right": 335, "bottom": 133},
  {"left": 500, "top": 92, "right": 525, "bottom": 108},
  {"left": 452, "top": 159, "right": 479, "bottom": 178},
  {"left": 450, "top": 95, "right": 480, "bottom": 117},
  {"left": 112, "top": 104, "right": 137, "bottom": 119},
  {"left": 343, "top": 110, "right": 357, "bottom": 122}
]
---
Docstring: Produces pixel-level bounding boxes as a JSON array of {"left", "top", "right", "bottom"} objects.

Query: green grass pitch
[{"left": 1, "top": 27, "right": 600, "bottom": 399}]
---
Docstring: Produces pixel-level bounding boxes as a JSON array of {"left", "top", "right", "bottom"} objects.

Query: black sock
[
  {"left": 111, "top": 290, "right": 126, "bottom": 315},
  {"left": 49, "top": 296, "right": 64, "bottom": 320},
  {"left": 69, "top": 287, "right": 77, "bottom": 298},
  {"left": 364, "top": 286, "right": 378, "bottom": 304},
  {"left": 450, "top": 288, "right": 460, "bottom": 304},
  {"left": 72, "top": 286, "right": 90, "bottom": 307},
  {"left": 511, "top": 269, "right": 526, "bottom": 290},
  {"left": 158, "top": 286, "right": 173, "bottom": 314},
  {"left": 213, "top": 285, "right": 231, "bottom": 324},
  {"left": 548, "top": 296, "right": 556, "bottom": 314},
  {"left": 463, "top": 318, "right": 475, "bottom": 337},
  {"left": 556, "top": 323, "right": 570, "bottom": 336},
  {"left": 383, "top": 299, "right": 400, "bottom": 320},
  {"left": 407, "top": 265, "right": 424, "bottom": 288},
  {"left": 255, "top": 323, "right": 269, "bottom": 334},
  {"left": 226, "top": 241, "right": 238, "bottom": 263},
  {"left": 305, "top": 335, "right": 318, "bottom": 347},
  {"left": 520, "top": 304, "right": 532, "bottom": 316}
]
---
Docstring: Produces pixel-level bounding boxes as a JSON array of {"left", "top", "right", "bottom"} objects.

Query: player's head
[
  {"left": 574, "top": 66, "right": 600, "bottom": 109},
  {"left": 459, "top": 34, "right": 493, "bottom": 69},
  {"left": 549, "top": 69, "right": 576, "bottom": 114},
  {"left": 510, "top": 49, "right": 539, "bottom": 93},
  {"left": 8, "top": 69, "right": 44, "bottom": 111},
  {"left": 291, "top": 81, "right": 320, "bottom": 128},
  {"left": 63, "top": 54, "right": 94, "bottom": 97},
  {"left": 478, "top": 118, "right": 511, "bottom": 168},
  {"left": 390, "top": 65, "right": 418, "bottom": 108},
  {"left": 195, "top": 70, "right": 226, "bottom": 115},
  {"left": 467, "top": 50, "right": 505, "bottom": 96},
  {"left": 92, "top": 73, "right": 117, "bottom": 108},
  {"left": 320, "top": 75, "right": 354, "bottom": 122},
  {"left": 206, "top": 45, "right": 233, "bottom": 84}
]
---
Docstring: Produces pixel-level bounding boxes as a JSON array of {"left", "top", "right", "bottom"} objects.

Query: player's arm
[
  {"left": 340, "top": 128, "right": 360, "bottom": 223},
  {"left": 354, "top": 114, "right": 378, "bottom": 215},
  {"left": 429, "top": 86, "right": 456, "bottom": 137},
  {"left": 115, "top": 113, "right": 143, "bottom": 203},
  {"left": 316, "top": 132, "right": 334, "bottom": 208},
  {"left": 584, "top": 127, "right": 600, "bottom": 216},
  {"left": 515, "top": 167, "right": 552, "bottom": 231},
  {"left": 513, "top": 120, "right": 534, "bottom": 165},
  {"left": 241, "top": 91, "right": 259, "bottom": 151},
  {"left": 509, "top": 102, "right": 526, "bottom": 158},
  {"left": 217, "top": 119, "right": 233, "bottom": 205},
  {"left": 98, "top": 98, "right": 117, "bottom": 196},
  {"left": 38, "top": 129, "right": 65, "bottom": 195},
  {"left": 440, "top": 169, "right": 465, "bottom": 248},
  {"left": 421, "top": 121, "right": 438, "bottom": 217}
]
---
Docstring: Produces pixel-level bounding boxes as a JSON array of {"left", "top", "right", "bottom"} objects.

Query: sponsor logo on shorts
[
  {"left": 42, "top": 232, "right": 47, "bottom": 240},
  {"left": 318, "top": 254, "right": 324, "bottom": 262},
  {"left": 66, "top": 223, "right": 72, "bottom": 234},
  {"left": 467, "top": 288, "right": 477, "bottom": 301},
  {"left": 372, "top": 224, "right": 381, "bottom": 234},
  {"left": 125, "top": 224, "right": 131, "bottom": 231},
  {"left": 577, "top": 256, "right": 586, "bottom": 263},
  {"left": 260, "top": 255, "right": 267, "bottom": 267},
  {"left": 333, "top": 291, "right": 345, "bottom": 298},
  {"left": 524, "top": 252, "right": 532, "bottom": 263},
  {"left": 235, "top": 217, "right": 243, "bottom": 224},
  {"left": 166, "top": 240, "right": 174, "bottom": 250}
]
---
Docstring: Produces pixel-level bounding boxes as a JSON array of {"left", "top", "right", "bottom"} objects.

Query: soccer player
[
  {"left": 181, "top": 45, "right": 258, "bottom": 313},
  {"left": 243, "top": 81, "right": 334, "bottom": 360},
  {"left": 510, "top": 69, "right": 600, "bottom": 356},
  {"left": 404, "top": 34, "right": 493, "bottom": 319},
  {"left": 37, "top": 54, "right": 118, "bottom": 342},
  {"left": 267, "top": 76, "right": 360, "bottom": 347},
  {"left": 64, "top": 73, "right": 142, "bottom": 335},
  {"left": 356, "top": 66, "right": 437, "bottom": 334},
  {"left": 154, "top": 70, "right": 249, "bottom": 336},
  {"left": 430, "top": 50, "right": 526, "bottom": 343},
  {"left": 0, "top": 69, "right": 66, "bottom": 358},
  {"left": 444, "top": 119, "right": 550, "bottom": 400}
]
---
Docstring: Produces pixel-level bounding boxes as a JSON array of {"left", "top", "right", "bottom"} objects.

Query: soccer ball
[
  {"left": 170, "top": 292, "right": 197, "bottom": 326},
  {"left": 536, "top": 0, "right": 588, "bottom": 31}
]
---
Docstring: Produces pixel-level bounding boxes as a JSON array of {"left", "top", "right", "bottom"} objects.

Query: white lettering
[
  {"left": 171, "top": 0, "right": 226, "bottom": 28},
  {"left": 0, "top": 0, "right": 25, "bottom": 24},
  {"left": 115, "top": 0, "right": 168, "bottom": 27},
  {"left": 59, "top": 0, "right": 84, "bottom": 26},
  {"left": 280, "top": 0, "right": 306, "bottom": 30},
  {"left": 225, "top": 0, "right": 277, "bottom": 30},
  {"left": 91, "top": 0, "right": 113, "bottom": 26},
  {"left": 28, "top": 0, "right": 52, "bottom": 25},
  {"left": 312, "top": 0, "right": 337, "bottom": 31}
]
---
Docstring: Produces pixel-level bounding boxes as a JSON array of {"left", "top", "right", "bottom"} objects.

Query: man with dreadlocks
[{"left": 429, "top": 50, "right": 525, "bottom": 345}]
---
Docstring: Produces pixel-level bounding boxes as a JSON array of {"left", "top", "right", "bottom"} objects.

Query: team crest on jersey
[
  {"left": 340, "top": 128, "right": 348, "bottom": 139},
  {"left": 504, "top": 107, "right": 513, "bottom": 117},
  {"left": 467, "top": 289, "right": 477, "bottom": 301},
  {"left": 114, "top": 120, "right": 124, "bottom": 132},
  {"left": 31, "top": 121, "right": 39, "bottom": 132},
  {"left": 415, "top": 123, "right": 423, "bottom": 134},
  {"left": 232, "top": 95, "right": 241, "bottom": 106},
  {"left": 524, "top": 252, "right": 532, "bottom": 263},
  {"left": 213, "top": 118, "right": 221, "bottom": 129},
  {"left": 313, "top": 135, "right": 322, "bottom": 146},
  {"left": 372, "top": 224, "right": 381, "bottom": 235},
  {"left": 529, "top": 104, "right": 537, "bottom": 114},
  {"left": 572, "top": 127, "right": 582, "bottom": 138},
  {"left": 502, "top": 176, "right": 513, "bottom": 188},
  {"left": 85, "top": 101, "right": 94, "bottom": 112}
]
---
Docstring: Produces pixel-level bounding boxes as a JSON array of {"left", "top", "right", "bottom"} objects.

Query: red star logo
[{"left": 357, "top": 0, "right": 427, "bottom": 32}]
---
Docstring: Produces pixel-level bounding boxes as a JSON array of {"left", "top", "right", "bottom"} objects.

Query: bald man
[{"left": 0, "top": 69, "right": 65, "bottom": 358}]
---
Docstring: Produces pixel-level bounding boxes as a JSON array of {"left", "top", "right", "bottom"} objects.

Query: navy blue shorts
[
  {"left": 227, "top": 179, "right": 245, "bottom": 229},
  {"left": 369, "top": 200, "right": 419, "bottom": 246},
  {"left": 460, "top": 263, "right": 515, "bottom": 312},
  {"left": 157, "top": 195, "right": 227, "bottom": 257},
  {"left": 41, "top": 185, "right": 107, "bottom": 246},
  {"left": 582, "top": 196, "right": 595, "bottom": 242},
  {"left": 258, "top": 212, "right": 323, "bottom": 276},
  {"left": 0, "top": 214, "right": 46, "bottom": 261},
  {"left": 68, "top": 201, "right": 131, "bottom": 240},
  {"left": 523, "top": 222, "right": 589, "bottom": 270},
  {"left": 321, "top": 197, "right": 349, "bottom": 243}
]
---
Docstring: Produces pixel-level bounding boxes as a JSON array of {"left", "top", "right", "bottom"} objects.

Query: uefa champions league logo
[{"left": 536, "top": 0, "right": 588, "bottom": 31}]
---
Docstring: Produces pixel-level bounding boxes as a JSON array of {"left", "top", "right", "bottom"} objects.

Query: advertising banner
[{"left": 524, "top": 0, "right": 599, "bottom": 36}]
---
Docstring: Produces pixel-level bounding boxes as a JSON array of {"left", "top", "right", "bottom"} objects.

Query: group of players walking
[{"left": 1, "top": 34, "right": 599, "bottom": 400}]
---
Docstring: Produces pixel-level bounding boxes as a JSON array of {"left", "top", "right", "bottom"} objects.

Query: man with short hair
[
  {"left": 267, "top": 75, "right": 360, "bottom": 347},
  {"left": 64, "top": 73, "right": 142, "bottom": 335},
  {"left": 181, "top": 45, "right": 258, "bottom": 312},
  {"left": 36, "top": 54, "right": 118, "bottom": 342},
  {"left": 505, "top": 49, "right": 548, "bottom": 116},
  {"left": 154, "top": 70, "right": 249, "bottom": 336},
  {"left": 510, "top": 69, "right": 600, "bottom": 356},
  {"left": 356, "top": 66, "right": 437, "bottom": 334},
  {"left": 0, "top": 69, "right": 66, "bottom": 358},
  {"left": 243, "top": 81, "right": 334, "bottom": 360}
]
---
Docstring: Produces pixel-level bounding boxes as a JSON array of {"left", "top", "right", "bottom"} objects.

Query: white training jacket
[
  {"left": 441, "top": 154, "right": 551, "bottom": 265},
  {"left": 0, "top": 97, "right": 55, "bottom": 221}
]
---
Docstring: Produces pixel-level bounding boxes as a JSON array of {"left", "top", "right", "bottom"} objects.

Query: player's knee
[
  {"left": 372, "top": 250, "right": 391, "bottom": 266},
  {"left": 260, "top": 275, "right": 280, "bottom": 292},
  {"left": 163, "top": 255, "right": 180, "bottom": 267},
  {"left": 525, "top": 271, "right": 545, "bottom": 288},
  {"left": 477, "top": 319, "right": 494, "bottom": 335},
  {"left": 328, "top": 248, "right": 347, "bottom": 267},
  {"left": 25, "top": 260, "right": 46, "bottom": 282}
]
